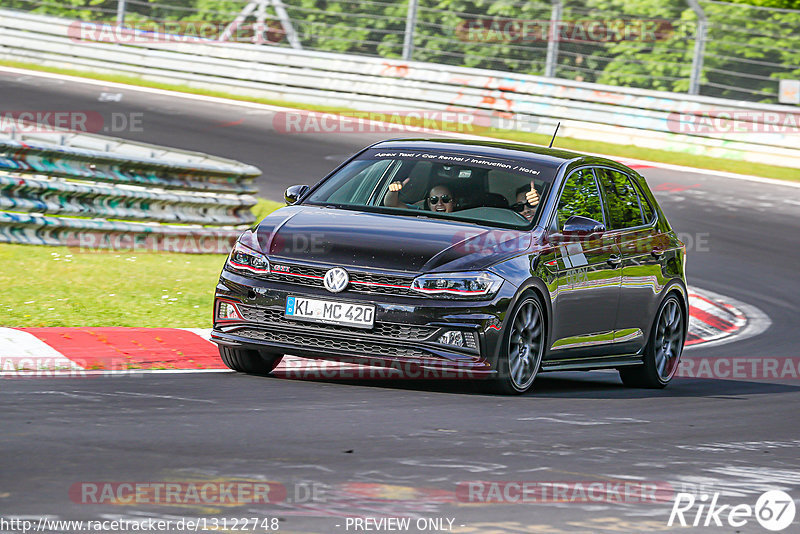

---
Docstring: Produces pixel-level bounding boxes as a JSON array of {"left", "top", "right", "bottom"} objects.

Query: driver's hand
[
  {"left": 526, "top": 181, "right": 540, "bottom": 206},
  {"left": 389, "top": 178, "right": 410, "bottom": 192}
]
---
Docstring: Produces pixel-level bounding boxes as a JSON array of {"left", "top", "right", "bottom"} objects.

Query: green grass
[
  {"left": 251, "top": 198, "right": 284, "bottom": 223},
  {"left": 0, "top": 198, "right": 284, "bottom": 328},
  {"left": 0, "top": 245, "right": 225, "bottom": 327},
  {"left": 3, "top": 59, "right": 798, "bottom": 183}
]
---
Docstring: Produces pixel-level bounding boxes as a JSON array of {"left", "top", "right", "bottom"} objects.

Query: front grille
[
  {"left": 267, "top": 262, "right": 417, "bottom": 297},
  {"left": 234, "top": 328, "right": 434, "bottom": 360},
  {"left": 237, "top": 305, "right": 436, "bottom": 341},
  {"left": 269, "top": 271, "right": 321, "bottom": 288}
]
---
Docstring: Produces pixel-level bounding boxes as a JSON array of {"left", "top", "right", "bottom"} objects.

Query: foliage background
[{"left": 5, "top": 0, "right": 800, "bottom": 102}]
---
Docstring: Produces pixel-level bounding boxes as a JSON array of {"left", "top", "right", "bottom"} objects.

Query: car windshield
[{"left": 304, "top": 149, "right": 556, "bottom": 229}]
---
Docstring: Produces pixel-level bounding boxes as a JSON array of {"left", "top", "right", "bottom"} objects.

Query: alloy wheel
[
  {"left": 507, "top": 298, "right": 544, "bottom": 391},
  {"left": 654, "top": 297, "right": 684, "bottom": 381}
]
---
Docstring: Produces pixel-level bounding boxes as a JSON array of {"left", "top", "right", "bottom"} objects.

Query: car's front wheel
[
  {"left": 620, "top": 293, "right": 685, "bottom": 388},
  {"left": 492, "top": 294, "right": 546, "bottom": 395},
  {"left": 219, "top": 346, "right": 283, "bottom": 374}
]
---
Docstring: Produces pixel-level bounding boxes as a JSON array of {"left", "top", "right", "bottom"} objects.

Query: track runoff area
[
  {"left": 0, "top": 287, "right": 771, "bottom": 379},
  {"left": 0, "top": 66, "right": 799, "bottom": 534}
]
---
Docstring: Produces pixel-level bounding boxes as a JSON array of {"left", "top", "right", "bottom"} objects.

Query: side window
[
  {"left": 326, "top": 159, "right": 394, "bottom": 204},
  {"left": 595, "top": 168, "right": 645, "bottom": 230},
  {"left": 555, "top": 169, "right": 604, "bottom": 231},
  {"left": 637, "top": 184, "right": 656, "bottom": 224}
]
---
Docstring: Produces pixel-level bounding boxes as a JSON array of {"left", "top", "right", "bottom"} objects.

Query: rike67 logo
[{"left": 669, "top": 490, "right": 796, "bottom": 531}]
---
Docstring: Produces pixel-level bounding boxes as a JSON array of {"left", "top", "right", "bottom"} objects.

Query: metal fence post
[
  {"left": 545, "top": 0, "right": 562, "bottom": 77},
  {"left": 220, "top": 0, "right": 302, "bottom": 49},
  {"left": 402, "top": 0, "right": 419, "bottom": 61},
  {"left": 687, "top": 0, "right": 707, "bottom": 95},
  {"left": 116, "top": 0, "right": 126, "bottom": 24},
  {"left": 272, "top": 0, "right": 303, "bottom": 49}
]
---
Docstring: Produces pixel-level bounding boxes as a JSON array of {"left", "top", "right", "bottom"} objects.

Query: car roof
[{"left": 370, "top": 138, "right": 591, "bottom": 170}]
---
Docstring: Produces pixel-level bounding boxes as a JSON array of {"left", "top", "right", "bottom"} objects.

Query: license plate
[{"left": 285, "top": 296, "right": 375, "bottom": 328}]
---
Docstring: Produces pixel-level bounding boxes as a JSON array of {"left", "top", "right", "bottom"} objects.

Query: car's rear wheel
[
  {"left": 620, "top": 294, "right": 685, "bottom": 388},
  {"left": 219, "top": 346, "right": 283, "bottom": 374},
  {"left": 491, "top": 294, "right": 545, "bottom": 395}
]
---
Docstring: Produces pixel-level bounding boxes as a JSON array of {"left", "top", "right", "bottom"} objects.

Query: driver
[{"left": 384, "top": 179, "right": 457, "bottom": 213}]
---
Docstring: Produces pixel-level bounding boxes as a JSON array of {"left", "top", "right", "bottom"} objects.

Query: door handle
[
  {"left": 607, "top": 255, "right": 622, "bottom": 267},
  {"left": 652, "top": 247, "right": 665, "bottom": 258}
]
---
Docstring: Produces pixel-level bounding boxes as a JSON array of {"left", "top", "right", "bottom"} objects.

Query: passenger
[
  {"left": 512, "top": 181, "right": 541, "bottom": 221},
  {"left": 425, "top": 184, "right": 456, "bottom": 213},
  {"left": 384, "top": 179, "right": 457, "bottom": 213}
]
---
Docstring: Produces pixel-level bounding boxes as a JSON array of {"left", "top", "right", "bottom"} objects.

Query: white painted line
[
  {"left": 689, "top": 292, "right": 741, "bottom": 323},
  {"left": 179, "top": 328, "right": 214, "bottom": 343},
  {"left": 0, "top": 65, "right": 306, "bottom": 112},
  {"left": 2, "top": 65, "right": 798, "bottom": 190},
  {"left": 685, "top": 288, "right": 771, "bottom": 350},
  {"left": 0, "top": 327, "right": 84, "bottom": 371},
  {"left": 0, "top": 368, "right": 233, "bottom": 377}
]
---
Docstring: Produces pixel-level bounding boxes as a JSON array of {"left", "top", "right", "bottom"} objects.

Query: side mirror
[
  {"left": 562, "top": 215, "right": 605, "bottom": 236},
  {"left": 284, "top": 184, "right": 309, "bottom": 205}
]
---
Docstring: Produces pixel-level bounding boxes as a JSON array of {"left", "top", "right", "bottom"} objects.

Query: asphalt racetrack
[{"left": 1, "top": 69, "right": 800, "bottom": 533}]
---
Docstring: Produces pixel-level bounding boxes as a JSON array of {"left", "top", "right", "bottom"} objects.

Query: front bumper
[{"left": 211, "top": 269, "right": 516, "bottom": 375}]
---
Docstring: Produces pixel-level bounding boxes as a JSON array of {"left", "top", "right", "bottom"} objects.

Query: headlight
[
  {"left": 410, "top": 271, "right": 503, "bottom": 299},
  {"left": 227, "top": 233, "right": 269, "bottom": 275}
]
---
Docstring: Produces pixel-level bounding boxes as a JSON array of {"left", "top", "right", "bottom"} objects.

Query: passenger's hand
[
  {"left": 526, "top": 181, "right": 540, "bottom": 206},
  {"left": 389, "top": 178, "right": 410, "bottom": 192}
]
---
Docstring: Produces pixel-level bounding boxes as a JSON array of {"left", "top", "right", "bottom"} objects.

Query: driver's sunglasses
[
  {"left": 510, "top": 202, "right": 535, "bottom": 212},
  {"left": 428, "top": 195, "right": 453, "bottom": 204}
]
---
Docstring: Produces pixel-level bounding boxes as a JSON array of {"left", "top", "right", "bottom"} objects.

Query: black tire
[
  {"left": 620, "top": 293, "right": 685, "bottom": 389},
  {"left": 490, "top": 293, "right": 546, "bottom": 395},
  {"left": 219, "top": 346, "right": 283, "bottom": 374}
]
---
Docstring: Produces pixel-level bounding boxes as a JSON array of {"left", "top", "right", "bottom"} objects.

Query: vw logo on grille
[{"left": 323, "top": 267, "right": 349, "bottom": 293}]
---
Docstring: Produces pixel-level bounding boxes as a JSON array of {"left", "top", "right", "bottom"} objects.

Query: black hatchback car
[{"left": 211, "top": 139, "right": 687, "bottom": 394}]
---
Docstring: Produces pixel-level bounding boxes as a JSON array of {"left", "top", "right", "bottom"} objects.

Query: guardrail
[
  {"left": 0, "top": 127, "right": 259, "bottom": 253},
  {"left": 11, "top": 0, "right": 800, "bottom": 104},
  {"left": 1, "top": 9, "right": 799, "bottom": 169}
]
